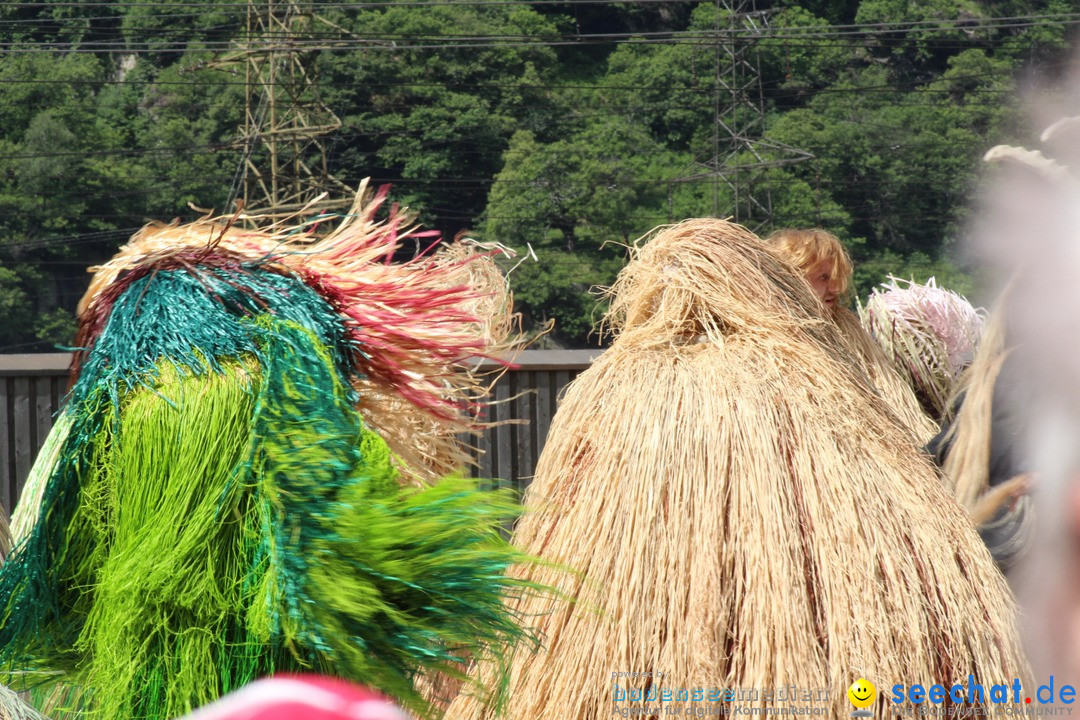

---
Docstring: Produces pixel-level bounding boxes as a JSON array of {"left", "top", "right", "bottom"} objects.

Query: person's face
[{"left": 807, "top": 258, "right": 840, "bottom": 308}]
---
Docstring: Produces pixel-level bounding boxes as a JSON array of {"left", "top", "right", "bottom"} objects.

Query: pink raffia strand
[
  {"left": 859, "top": 276, "right": 986, "bottom": 416},
  {"left": 298, "top": 266, "right": 495, "bottom": 422},
  {"left": 79, "top": 180, "right": 519, "bottom": 481}
]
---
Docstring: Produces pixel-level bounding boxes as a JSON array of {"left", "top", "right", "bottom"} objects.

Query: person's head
[{"left": 765, "top": 228, "right": 853, "bottom": 310}]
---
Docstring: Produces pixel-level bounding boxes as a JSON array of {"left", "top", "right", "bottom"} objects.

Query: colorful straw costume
[
  {"left": 0, "top": 184, "right": 533, "bottom": 720},
  {"left": 859, "top": 278, "right": 1033, "bottom": 567},
  {"left": 447, "top": 219, "right": 1028, "bottom": 720}
]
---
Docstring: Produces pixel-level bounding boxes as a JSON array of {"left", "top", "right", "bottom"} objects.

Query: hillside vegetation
[{"left": 0, "top": 0, "right": 1072, "bottom": 348}]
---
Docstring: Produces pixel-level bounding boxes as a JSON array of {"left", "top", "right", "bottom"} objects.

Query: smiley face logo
[{"left": 848, "top": 678, "right": 876, "bottom": 709}]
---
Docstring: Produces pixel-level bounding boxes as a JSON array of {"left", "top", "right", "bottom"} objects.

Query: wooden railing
[
  {"left": 0, "top": 354, "right": 70, "bottom": 514},
  {"left": 0, "top": 350, "right": 601, "bottom": 516}
]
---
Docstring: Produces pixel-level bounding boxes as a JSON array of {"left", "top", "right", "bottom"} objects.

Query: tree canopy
[{"left": 0, "top": 0, "right": 1071, "bottom": 349}]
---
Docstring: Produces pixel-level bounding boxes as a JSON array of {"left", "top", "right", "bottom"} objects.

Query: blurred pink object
[{"left": 181, "top": 676, "right": 410, "bottom": 720}]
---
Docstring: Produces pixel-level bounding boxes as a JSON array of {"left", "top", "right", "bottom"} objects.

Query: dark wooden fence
[{"left": 0, "top": 350, "right": 600, "bottom": 516}]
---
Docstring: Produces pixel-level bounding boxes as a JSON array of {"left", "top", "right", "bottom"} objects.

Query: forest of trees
[{"left": 0, "top": 0, "right": 1074, "bottom": 349}]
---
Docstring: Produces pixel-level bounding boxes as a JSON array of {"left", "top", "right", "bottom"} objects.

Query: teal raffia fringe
[{"left": 0, "top": 263, "right": 537, "bottom": 719}]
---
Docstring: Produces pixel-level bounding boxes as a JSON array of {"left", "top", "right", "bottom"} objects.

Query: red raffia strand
[
  {"left": 296, "top": 267, "right": 494, "bottom": 423},
  {"left": 76, "top": 179, "right": 516, "bottom": 432}
]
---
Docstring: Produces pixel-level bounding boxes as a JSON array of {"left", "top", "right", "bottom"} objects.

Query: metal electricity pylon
[
  {"left": 676, "top": 0, "right": 813, "bottom": 230},
  {"left": 214, "top": 0, "right": 355, "bottom": 217}
]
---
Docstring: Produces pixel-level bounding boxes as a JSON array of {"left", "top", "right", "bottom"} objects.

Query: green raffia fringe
[
  {"left": 0, "top": 265, "right": 537, "bottom": 720},
  {"left": 68, "top": 266, "right": 354, "bottom": 411}
]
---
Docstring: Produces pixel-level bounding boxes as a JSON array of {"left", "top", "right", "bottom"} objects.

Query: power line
[
  {"left": 5, "top": 1, "right": 1079, "bottom": 30},
  {"left": 0, "top": 37, "right": 1061, "bottom": 56},
  {"left": 0, "top": 33, "right": 1069, "bottom": 54},
  {"left": 0, "top": 74, "right": 1022, "bottom": 92},
  {"left": 1, "top": 12, "right": 1077, "bottom": 52},
  {"left": 0, "top": 117, "right": 1012, "bottom": 161}
]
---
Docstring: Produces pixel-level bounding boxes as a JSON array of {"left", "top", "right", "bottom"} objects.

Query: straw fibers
[
  {"left": 938, "top": 302, "right": 1010, "bottom": 512},
  {"left": 0, "top": 505, "right": 9, "bottom": 565},
  {"left": 446, "top": 218, "right": 1028, "bottom": 720},
  {"left": 859, "top": 277, "right": 985, "bottom": 420},
  {"left": 352, "top": 236, "right": 521, "bottom": 487},
  {"left": 9, "top": 413, "right": 70, "bottom": 546},
  {"left": 76, "top": 180, "right": 517, "bottom": 485},
  {"left": 831, "top": 305, "right": 938, "bottom": 442},
  {"left": 0, "top": 686, "right": 47, "bottom": 720}
]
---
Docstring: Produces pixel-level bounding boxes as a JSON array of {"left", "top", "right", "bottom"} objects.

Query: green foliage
[
  {"left": 0, "top": 266, "right": 32, "bottom": 347},
  {"left": 765, "top": 47, "right": 1017, "bottom": 257},
  {"left": 0, "top": 53, "right": 106, "bottom": 244},
  {"left": 483, "top": 123, "right": 679, "bottom": 345},
  {"left": 34, "top": 308, "right": 76, "bottom": 347},
  {"left": 129, "top": 58, "right": 244, "bottom": 216},
  {"left": 759, "top": 7, "right": 850, "bottom": 93},
  {"left": 601, "top": 4, "right": 720, "bottom": 151},
  {"left": 775, "top": 0, "right": 860, "bottom": 24},
  {"left": 0, "top": 2, "right": 123, "bottom": 46},
  {"left": 118, "top": 0, "right": 244, "bottom": 59},
  {"left": 853, "top": 249, "right": 982, "bottom": 302},
  {"left": 317, "top": 3, "right": 563, "bottom": 229},
  {"left": 994, "top": 0, "right": 1071, "bottom": 62},
  {"left": 0, "top": 0, "right": 1072, "bottom": 348}
]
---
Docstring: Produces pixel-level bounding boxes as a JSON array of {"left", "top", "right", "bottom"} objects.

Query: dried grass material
[
  {"left": 0, "top": 685, "right": 48, "bottom": 720},
  {"left": 0, "top": 511, "right": 9, "bottom": 564},
  {"left": 377, "top": 238, "right": 521, "bottom": 485},
  {"left": 446, "top": 219, "right": 1028, "bottom": 720},
  {"left": 431, "top": 237, "right": 518, "bottom": 350},
  {"left": 970, "top": 474, "right": 1032, "bottom": 526},
  {"left": 832, "top": 307, "right": 939, "bottom": 442},
  {"left": 603, "top": 220, "right": 832, "bottom": 346},
  {"left": 939, "top": 305, "right": 1010, "bottom": 510},
  {"left": 9, "top": 412, "right": 71, "bottom": 546},
  {"left": 602, "top": 219, "right": 934, "bottom": 441},
  {"left": 859, "top": 278, "right": 985, "bottom": 420},
  {"left": 76, "top": 181, "right": 517, "bottom": 484},
  {"left": 351, "top": 384, "right": 463, "bottom": 486}
]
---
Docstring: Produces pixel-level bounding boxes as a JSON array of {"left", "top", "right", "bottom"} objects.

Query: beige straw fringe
[
  {"left": 970, "top": 474, "right": 1031, "bottom": 526},
  {"left": 9, "top": 413, "right": 71, "bottom": 546},
  {"left": 0, "top": 511, "right": 9, "bottom": 564},
  {"left": 939, "top": 303, "right": 1009, "bottom": 511},
  {"left": 831, "top": 307, "right": 938, "bottom": 443},
  {"left": 446, "top": 219, "right": 1028, "bottom": 720},
  {"left": 0, "top": 685, "right": 48, "bottom": 720}
]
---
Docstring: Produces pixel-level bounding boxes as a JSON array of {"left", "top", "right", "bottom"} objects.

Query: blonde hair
[
  {"left": 766, "top": 228, "right": 853, "bottom": 303},
  {"left": 767, "top": 227, "right": 937, "bottom": 441}
]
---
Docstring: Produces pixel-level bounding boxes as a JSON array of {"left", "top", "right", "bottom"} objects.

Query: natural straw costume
[
  {"left": 924, "top": 141, "right": 1077, "bottom": 565},
  {"left": 766, "top": 228, "right": 938, "bottom": 441},
  {"left": 447, "top": 219, "right": 1028, "bottom": 720},
  {"left": 927, "top": 302, "right": 1032, "bottom": 568},
  {"left": 859, "top": 277, "right": 985, "bottom": 420},
  {"left": 0, "top": 183, "right": 534, "bottom": 720},
  {"left": 0, "top": 686, "right": 47, "bottom": 720}
]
